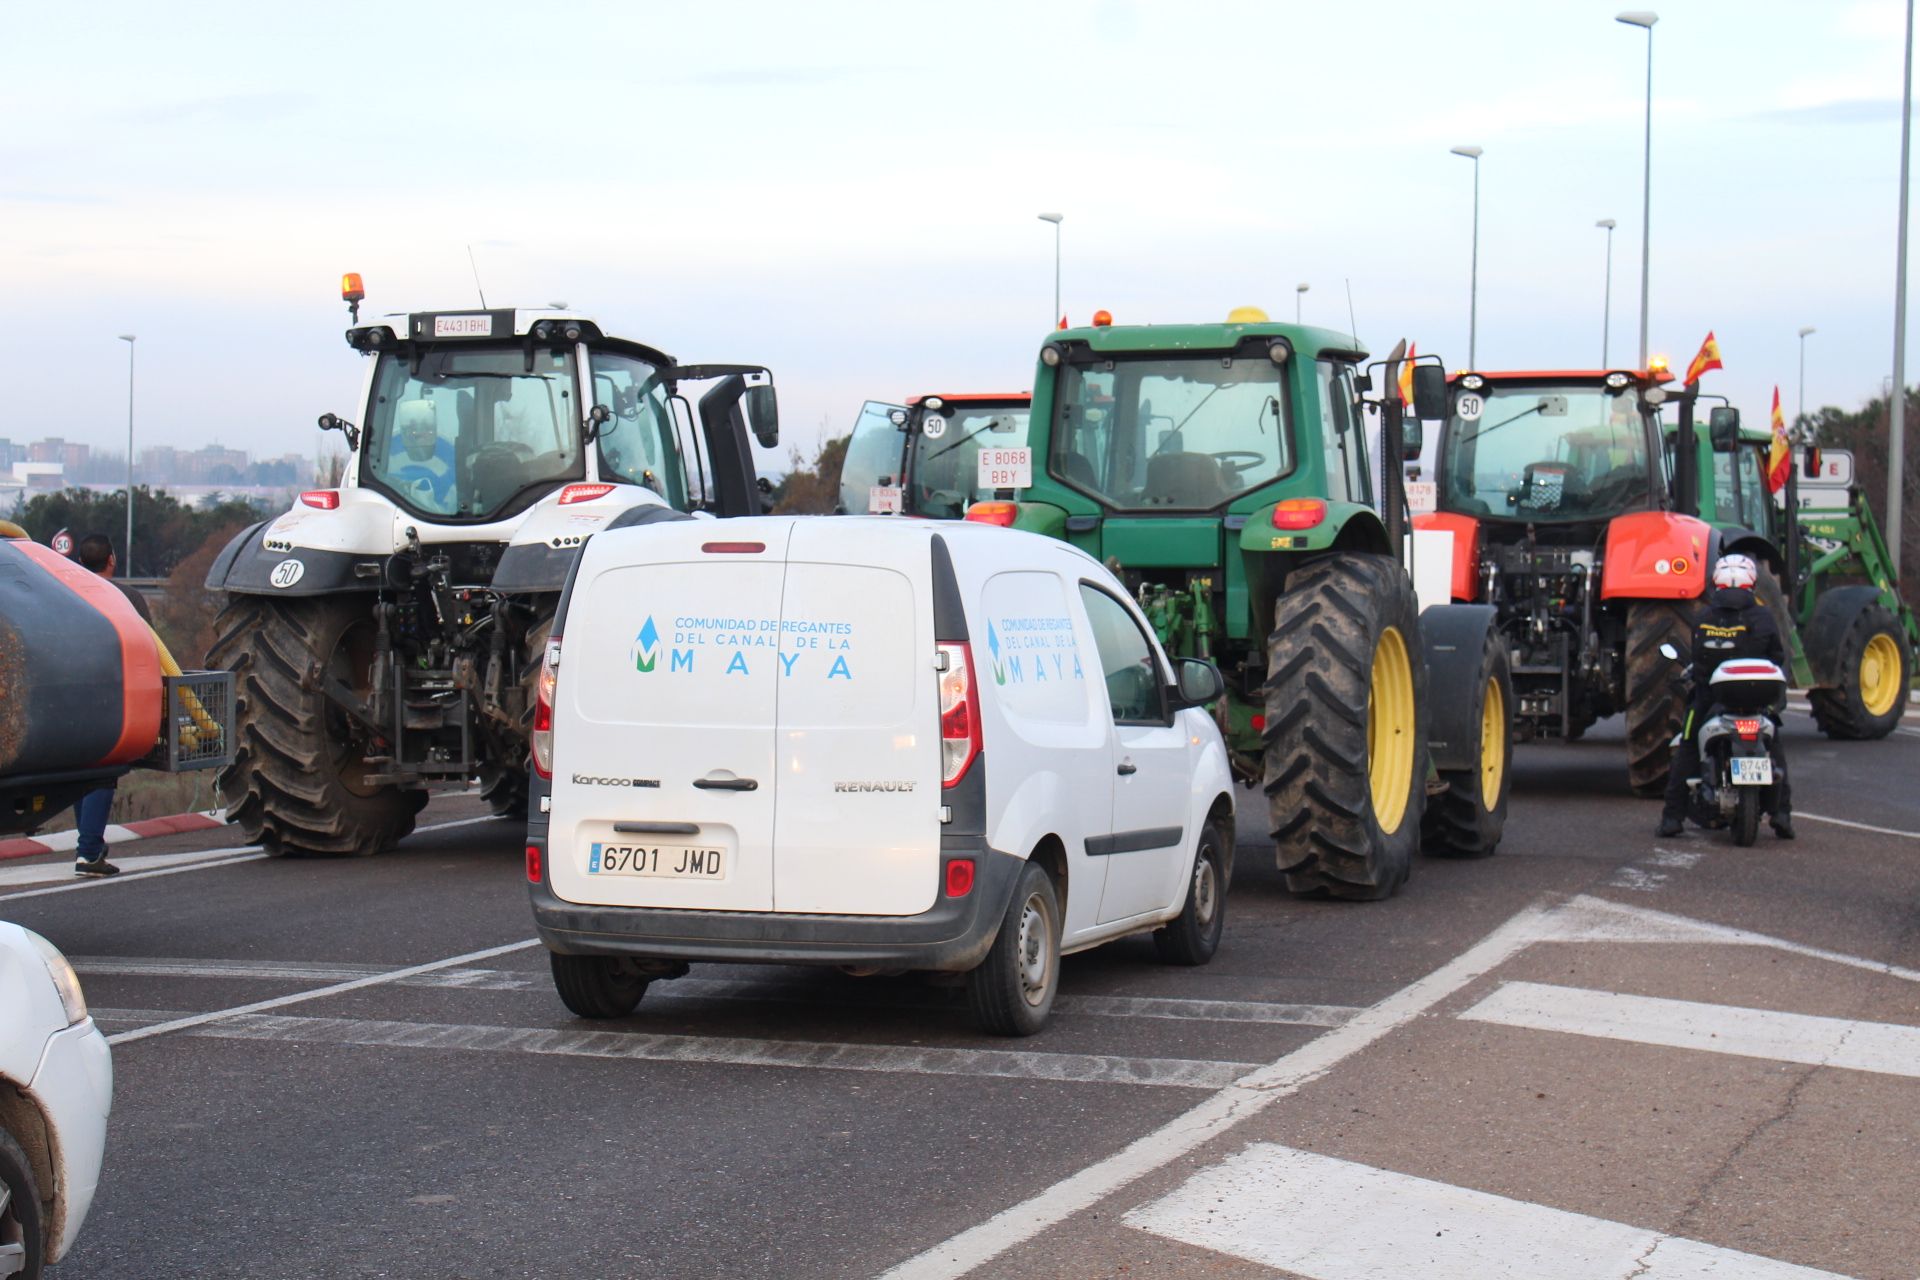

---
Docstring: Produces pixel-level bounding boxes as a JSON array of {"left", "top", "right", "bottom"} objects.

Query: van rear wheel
[
  {"left": 1153, "top": 820, "right": 1228, "bottom": 966},
  {"left": 967, "top": 860, "right": 1060, "bottom": 1036},
  {"left": 549, "top": 952, "right": 651, "bottom": 1019}
]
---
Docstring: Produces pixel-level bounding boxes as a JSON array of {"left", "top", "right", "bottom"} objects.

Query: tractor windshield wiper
[
  {"left": 922, "top": 416, "right": 1008, "bottom": 464},
  {"left": 1455, "top": 399, "right": 1548, "bottom": 445}
]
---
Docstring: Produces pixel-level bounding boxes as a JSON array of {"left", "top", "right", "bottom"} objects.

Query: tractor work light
[
  {"left": 1040, "top": 345, "right": 1063, "bottom": 367},
  {"left": 561, "top": 322, "right": 583, "bottom": 342},
  {"left": 1268, "top": 341, "right": 1290, "bottom": 365},
  {"left": 1605, "top": 372, "right": 1632, "bottom": 389},
  {"left": 1460, "top": 374, "right": 1486, "bottom": 391},
  {"left": 889, "top": 408, "right": 910, "bottom": 426},
  {"left": 1270, "top": 498, "right": 1327, "bottom": 530},
  {"left": 924, "top": 396, "right": 945, "bottom": 410},
  {"left": 341, "top": 272, "right": 365, "bottom": 303},
  {"left": 1645, "top": 385, "right": 1670, "bottom": 405}
]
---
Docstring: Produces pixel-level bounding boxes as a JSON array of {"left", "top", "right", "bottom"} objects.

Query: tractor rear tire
[
  {"left": 1809, "top": 601, "right": 1912, "bottom": 740},
  {"left": 1422, "top": 622, "right": 1512, "bottom": 858},
  {"left": 209, "top": 595, "right": 424, "bottom": 857},
  {"left": 1625, "top": 600, "right": 1699, "bottom": 798},
  {"left": 1753, "top": 563, "right": 1796, "bottom": 666},
  {"left": 1264, "top": 553, "right": 1428, "bottom": 901},
  {"left": 478, "top": 615, "right": 553, "bottom": 820}
]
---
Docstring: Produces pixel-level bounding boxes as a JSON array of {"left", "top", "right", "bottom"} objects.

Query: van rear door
[
  {"left": 546, "top": 522, "right": 790, "bottom": 912},
  {"left": 773, "top": 520, "right": 941, "bottom": 915}
]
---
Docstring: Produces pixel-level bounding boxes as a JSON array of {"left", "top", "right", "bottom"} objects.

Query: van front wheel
[
  {"left": 968, "top": 860, "right": 1060, "bottom": 1037},
  {"left": 550, "top": 952, "right": 651, "bottom": 1019}
]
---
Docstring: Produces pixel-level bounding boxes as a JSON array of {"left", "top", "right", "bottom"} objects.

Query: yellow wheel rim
[
  {"left": 1860, "top": 632, "right": 1902, "bottom": 718},
  {"left": 1479, "top": 675, "right": 1505, "bottom": 813},
  {"left": 1368, "top": 626, "right": 1416, "bottom": 835}
]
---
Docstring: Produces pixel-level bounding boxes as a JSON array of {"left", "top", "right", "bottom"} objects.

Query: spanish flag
[
  {"left": 1684, "top": 331, "right": 1724, "bottom": 385},
  {"left": 1397, "top": 343, "right": 1417, "bottom": 407},
  {"left": 1767, "top": 385, "right": 1791, "bottom": 493}
]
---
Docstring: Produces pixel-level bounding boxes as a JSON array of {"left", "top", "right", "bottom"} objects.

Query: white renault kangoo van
[{"left": 527, "top": 516, "right": 1234, "bottom": 1034}]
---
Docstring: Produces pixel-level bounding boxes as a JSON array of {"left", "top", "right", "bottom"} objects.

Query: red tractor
[{"left": 1414, "top": 364, "right": 1714, "bottom": 795}]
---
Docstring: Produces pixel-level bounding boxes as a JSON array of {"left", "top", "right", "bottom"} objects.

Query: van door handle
[
  {"left": 693, "top": 777, "right": 759, "bottom": 792},
  {"left": 1116, "top": 760, "right": 1138, "bottom": 776}
]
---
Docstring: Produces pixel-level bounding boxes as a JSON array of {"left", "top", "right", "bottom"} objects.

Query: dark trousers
[
  {"left": 75, "top": 784, "right": 116, "bottom": 862},
  {"left": 1661, "top": 714, "right": 1791, "bottom": 821}
]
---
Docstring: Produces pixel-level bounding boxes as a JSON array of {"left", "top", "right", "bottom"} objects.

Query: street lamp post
[
  {"left": 1797, "top": 326, "right": 1817, "bottom": 427},
  {"left": 1890, "top": 0, "right": 1913, "bottom": 576},
  {"left": 1450, "top": 145, "right": 1484, "bottom": 368},
  {"left": 117, "top": 334, "right": 135, "bottom": 575},
  {"left": 1597, "top": 219, "right": 1618, "bottom": 366},
  {"left": 1295, "top": 282, "right": 1310, "bottom": 324},
  {"left": 1037, "top": 212, "right": 1064, "bottom": 326},
  {"left": 1618, "top": 11, "right": 1658, "bottom": 368}
]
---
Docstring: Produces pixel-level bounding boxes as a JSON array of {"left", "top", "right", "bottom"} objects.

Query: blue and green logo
[
  {"left": 987, "top": 620, "right": 1006, "bottom": 685},
  {"left": 631, "top": 615, "right": 661, "bottom": 673}
]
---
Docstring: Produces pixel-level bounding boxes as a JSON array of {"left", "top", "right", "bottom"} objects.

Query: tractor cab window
[
  {"left": 909, "top": 404, "right": 1033, "bottom": 518},
  {"left": 839, "top": 401, "right": 910, "bottom": 513},
  {"left": 1314, "top": 360, "right": 1370, "bottom": 505},
  {"left": 590, "top": 351, "right": 688, "bottom": 509},
  {"left": 1738, "top": 443, "right": 1776, "bottom": 533},
  {"left": 1439, "top": 384, "right": 1652, "bottom": 523},
  {"left": 1051, "top": 356, "right": 1292, "bottom": 510},
  {"left": 365, "top": 347, "right": 583, "bottom": 520}
]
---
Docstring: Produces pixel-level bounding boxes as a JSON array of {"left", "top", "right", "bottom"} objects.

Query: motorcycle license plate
[
  {"left": 588, "top": 842, "right": 726, "bottom": 879},
  {"left": 1730, "top": 758, "right": 1773, "bottom": 786}
]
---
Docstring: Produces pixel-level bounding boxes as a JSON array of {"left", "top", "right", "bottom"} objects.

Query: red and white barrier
[{"left": 0, "top": 810, "right": 226, "bottom": 861}]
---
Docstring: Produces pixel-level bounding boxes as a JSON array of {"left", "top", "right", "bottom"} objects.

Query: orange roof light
[
  {"left": 1647, "top": 354, "right": 1669, "bottom": 373},
  {"left": 341, "top": 272, "right": 365, "bottom": 303},
  {"left": 1091, "top": 310, "right": 1114, "bottom": 327},
  {"left": 965, "top": 501, "right": 1019, "bottom": 527}
]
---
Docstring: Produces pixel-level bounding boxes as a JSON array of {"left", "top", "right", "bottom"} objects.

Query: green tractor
[
  {"left": 963, "top": 310, "right": 1512, "bottom": 899},
  {"left": 1676, "top": 406, "right": 1915, "bottom": 737}
]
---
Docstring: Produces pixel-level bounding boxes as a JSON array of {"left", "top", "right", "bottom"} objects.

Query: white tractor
[{"left": 205, "top": 276, "right": 778, "bottom": 855}]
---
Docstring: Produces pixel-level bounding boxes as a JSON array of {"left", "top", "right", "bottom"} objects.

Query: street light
[
  {"left": 1597, "top": 219, "right": 1618, "bottom": 366},
  {"left": 1797, "top": 326, "right": 1817, "bottom": 427},
  {"left": 1889, "top": 0, "right": 1913, "bottom": 576},
  {"left": 117, "top": 334, "right": 135, "bottom": 576},
  {"left": 1037, "top": 212, "right": 1064, "bottom": 326},
  {"left": 1618, "top": 10, "right": 1658, "bottom": 368},
  {"left": 1450, "top": 145, "right": 1484, "bottom": 368},
  {"left": 1295, "top": 282, "right": 1310, "bottom": 324}
]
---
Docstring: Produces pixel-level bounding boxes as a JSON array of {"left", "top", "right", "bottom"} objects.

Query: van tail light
[
  {"left": 531, "top": 635, "right": 560, "bottom": 779},
  {"left": 965, "top": 501, "right": 1018, "bottom": 527},
  {"left": 525, "top": 843, "right": 543, "bottom": 884},
  {"left": 945, "top": 858, "right": 976, "bottom": 897},
  {"left": 300, "top": 490, "right": 341, "bottom": 509},
  {"left": 1734, "top": 717, "right": 1762, "bottom": 740},
  {"left": 1270, "top": 498, "right": 1327, "bottom": 530},
  {"left": 937, "top": 641, "right": 982, "bottom": 786}
]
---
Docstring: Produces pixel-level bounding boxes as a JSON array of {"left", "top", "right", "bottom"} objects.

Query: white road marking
[
  {"left": 104, "top": 937, "right": 542, "bottom": 1047},
  {"left": 1461, "top": 981, "right": 1920, "bottom": 1079},
  {"left": 1795, "top": 811, "right": 1920, "bottom": 840},
  {"left": 190, "top": 1012, "right": 1261, "bottom": 1089},
  {"left": 0, "top": 812, "right": 509, "bottom": 901},
  {"left": 1545, "top": 895, "right": 1920, "bottom": 984},
  {"left": 1124, "top": 1142, "right": 1853, "bottom": 1279},
  {"left": 876, "top": 899, "right": 1560, "bottom": 1280},
  {"left": 71, "top": 956, "right": 534, "bottom": 990},
  {"left": 1606, "top": 847, "right": 1701, "bottom": 892}
]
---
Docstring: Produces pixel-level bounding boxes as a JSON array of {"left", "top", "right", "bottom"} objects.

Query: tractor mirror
[
  {"left": 1709, "top": 406, "right": 1741, "bottom": 451},
  {"left": 585, "top": 403, "right": 612, "bottom": 442},
  {"left": 745, "top": 384, "right": 780, "bottom": 448},
  {"left": 1401, "top": 417, "right": 1424, "bottom": 455},
  {"left": 1170, "top": 657, "right": 1226, "bottom": 710},
  {"left": 1411, "top": 366, "right": 1448, "bottom": 421}
]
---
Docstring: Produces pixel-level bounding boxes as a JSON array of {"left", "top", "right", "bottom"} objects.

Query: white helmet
[{"left": 1712, "top": 553, "right": 1758, "bottom": 591}]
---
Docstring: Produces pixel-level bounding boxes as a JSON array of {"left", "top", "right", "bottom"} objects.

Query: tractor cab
[{"left": 838, "top": 393, "right": 1032, "bottom": 517}]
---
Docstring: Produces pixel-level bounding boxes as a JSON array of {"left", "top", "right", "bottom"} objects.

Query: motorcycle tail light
[{"left": 1734, "top": 717, "right": 1762, "bottom": 740}]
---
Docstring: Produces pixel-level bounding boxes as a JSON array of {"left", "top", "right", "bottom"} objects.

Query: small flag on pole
[
  {"left": 1767, "top": 386, "right": 1791, "bottom": 493},
  {"left": 1397, "top": 343, "right": 1417, "bottom": 407},
  {"left": 1683, "top": 331, "right": 1724, "bottom": 385}
]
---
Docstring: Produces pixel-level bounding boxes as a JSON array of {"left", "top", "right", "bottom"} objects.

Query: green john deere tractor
[
  {"left": 965, "top": 310, "right": 1513, "bottom": 899},
  {"left": 1677, "top": 405, "right": 1915, "bottom": 738}
]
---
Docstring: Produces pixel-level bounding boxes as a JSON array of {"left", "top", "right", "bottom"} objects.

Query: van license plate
[
  {"left": 1730, "top": 758, "right": 1773, "bottom": 786},
  {"left": 588, "top": 842, "right": 727, "bottom": 879}
]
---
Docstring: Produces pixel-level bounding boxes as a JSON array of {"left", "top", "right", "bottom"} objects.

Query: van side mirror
[
  {"left": 1411, "top": 365, "right": 1449, "bottom": 421},
  {"left": 1170, "top": 657, "right": 1226, "bottom": 710},
  {"left": 1708, "top": 406, "right": 1741, "bottom": 451},
  {"left": 745, "top": 384, "right": 780, "bottom": 448}
]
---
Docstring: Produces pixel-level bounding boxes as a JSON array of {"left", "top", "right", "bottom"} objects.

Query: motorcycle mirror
[{"left": 1659, "top": 643, "right": 1680, "bottom": 660}]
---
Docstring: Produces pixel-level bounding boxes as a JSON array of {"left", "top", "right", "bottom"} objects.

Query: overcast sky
[{"left": 2, "top": 0, "right": 1913, "bottom": 473}]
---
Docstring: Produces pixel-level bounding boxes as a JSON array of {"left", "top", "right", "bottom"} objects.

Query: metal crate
[{"left": 159, "top": 671, "right": 235, "bottom": 771}]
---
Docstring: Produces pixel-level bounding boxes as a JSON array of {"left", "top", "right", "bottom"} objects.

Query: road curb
[{"left": 0, "top": 810, "right": 227, "bottom": 861}]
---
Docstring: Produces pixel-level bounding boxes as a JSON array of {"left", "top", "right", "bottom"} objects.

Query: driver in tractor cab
[
  {"left": 1658, "top": 553, "right": 1795, "bottom": 839},
  {"left": 389, "top": 399, "right": 458, "bottom": 513}
]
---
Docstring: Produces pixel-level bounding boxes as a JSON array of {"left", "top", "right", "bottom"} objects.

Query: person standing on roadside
[{"left": 72, "top": 533, "right": 152, "bottom": 877}]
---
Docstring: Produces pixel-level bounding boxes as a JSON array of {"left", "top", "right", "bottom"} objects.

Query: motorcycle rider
[{"left": 1658, "top": 553, "right": 1794, "bottom": 838}]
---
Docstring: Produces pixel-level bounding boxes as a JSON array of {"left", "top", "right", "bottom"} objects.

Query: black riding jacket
[{"left": 1689, "top": 585, "right": 1786, "bottom": 713}]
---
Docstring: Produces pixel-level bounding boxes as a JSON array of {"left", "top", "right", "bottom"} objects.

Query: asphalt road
[{"left": 8, "top": 700, "right": 1917, "bottom": 1280}]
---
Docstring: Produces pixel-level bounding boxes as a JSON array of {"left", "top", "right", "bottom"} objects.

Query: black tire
[
  {"left": 549, "top": 952, "right": 651, "bottom": 1019},
  {"left": 208, "top": 595, "right": 423, "bottom": 856},
  {"left": 0, "top": 1126, "right": 45, "bottom": 1280},
  {"left": 479, "top": 613, "right": 555, "bottom": 820},
  {"left": 1808, "top": 602, "right": 1912, "bottom": 740},
  {"left": 1752, "top": 563, "right": 1797, "bottom": 674},
  {"left": 1732, "top": 784, "right": 1761, "bottom": 847},
  {"left": 967, "top": 860, "right": 1060, "bottom": 1036},
  {"left": 1153, "top": 819, "right": 1228, "bottom": 966},
  {"left": 1422, "top": 623, "right": 1512, "bottom": 858},
  {"left": 1625, "top": 600, "right": 1700, "bottom": 797},
  {"left": 1264, "top": 553, "right": 1428, "bottom": 900},
  {"left": 478, "top": 765, "right": 528, "bottom": 820}
]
